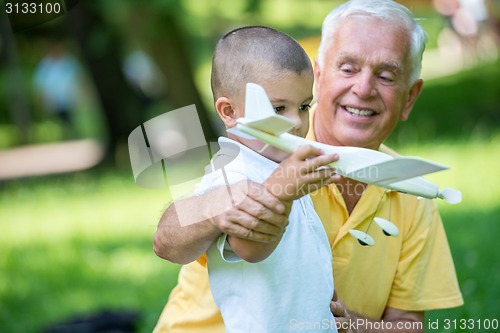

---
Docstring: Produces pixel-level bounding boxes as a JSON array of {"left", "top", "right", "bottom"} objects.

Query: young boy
[{"left": 199, "top": 26, "right": 338, "bottom": 332}]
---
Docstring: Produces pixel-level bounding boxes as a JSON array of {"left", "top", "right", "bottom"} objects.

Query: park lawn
[
  {"left": 0, "top": 170, "right": 181, "bottom": 333},
  {"left": 398, "top": 138, "right": 500, "bottom": 331},
  {"left": 0, "top": 136, "right": 499, "bottom": 333}
]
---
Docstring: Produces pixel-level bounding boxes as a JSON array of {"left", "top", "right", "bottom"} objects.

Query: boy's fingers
[
  {"left": 299, "top": 175, "right": 335, "bottom": 195},
  {"left": 303, "top": 153, "right": 339, "bottom": 173},
  {"left": 299, "top": 169, "right": 335, "bottom": 186},
  {"left": 294, "top": 145, "right": 323, "bottom": 160}
]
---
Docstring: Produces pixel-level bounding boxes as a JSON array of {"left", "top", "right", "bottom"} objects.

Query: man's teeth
[{"left": 345, "top": 106, "right": 375, "bottom": 116}]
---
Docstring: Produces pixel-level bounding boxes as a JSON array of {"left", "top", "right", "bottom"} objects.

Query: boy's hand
[{"left": 263, "top": 145, "right": 339, "bottom": 202}]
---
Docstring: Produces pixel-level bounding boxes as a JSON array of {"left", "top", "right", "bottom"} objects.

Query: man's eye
[
  {"left": 339, "top": 64, "right": 354, "bottom": 73},
  {"left": 274, "top": 106, "right": 285, "bottom": 112},
  {"left": 299, "top": 104, "right": 311, "bottom": 111},
  {"left": 379, "top": 72, "right": 395, "bottom": 83}
]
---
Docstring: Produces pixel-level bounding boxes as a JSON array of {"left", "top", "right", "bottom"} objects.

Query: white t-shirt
[{"left": 198, "top": 137, "right": 337, "bottom": 333}]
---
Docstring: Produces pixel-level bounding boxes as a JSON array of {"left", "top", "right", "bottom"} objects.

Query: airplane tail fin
[
  {"left": 238, "top": 83, "right": 294, "bottom": 136},
  {"left": 244, "top": 83, "right": 276, "bottom": 120}
]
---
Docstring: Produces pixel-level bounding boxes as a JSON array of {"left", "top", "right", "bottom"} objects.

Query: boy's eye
[
  {"left": 299, "top": 104, "right": 311, "bottom": 111},
  {"left": 274, "top": 106, "right": 285, "bottom": 112}
]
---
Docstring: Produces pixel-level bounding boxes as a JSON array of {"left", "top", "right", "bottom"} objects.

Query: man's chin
[{"left": 336, "top": 133, "right": 380, "bottom": 150}]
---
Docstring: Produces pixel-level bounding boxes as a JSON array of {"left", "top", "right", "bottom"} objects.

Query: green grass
[
  {"left": 425, "top": 206, "right": 500, "bottom": 332},
  {"left": 0, "top": 170, "right": 181, "bottom": 332},
  {"left": 1, "top": 137, "right": 499, "bottom": 332},
  {"left": 396, "top": 139, "right": 500, "bottom": 331}
]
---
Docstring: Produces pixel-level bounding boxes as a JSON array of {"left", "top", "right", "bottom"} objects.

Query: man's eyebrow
[
  {"left": 335, "top": 53, "right": 358, "bottom": 64},
  {"left": 379, "top": 61, "right": 402, "bottom": 73}
]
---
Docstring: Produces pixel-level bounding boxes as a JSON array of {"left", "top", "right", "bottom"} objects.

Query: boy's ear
[{"left": 215, "top": 97, "right": 239, "bottom": 127}]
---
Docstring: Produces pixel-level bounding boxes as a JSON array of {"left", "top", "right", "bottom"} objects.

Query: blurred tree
[
  {"left": 65, "top": 1, "right": 144, "bottom": 163},
  {"left": 123, "top": 3, "right": 218, "bottom": 142},
  {"left": 65, "top": 1, "right": 218, "bottom": 164},
  {"left": 1, "top": 11, "right": 31, "bottom": 144}
]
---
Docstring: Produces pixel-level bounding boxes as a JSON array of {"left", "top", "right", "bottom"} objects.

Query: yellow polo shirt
[{"left": 153, "top": 108, "right": 463, "bottom": 333}]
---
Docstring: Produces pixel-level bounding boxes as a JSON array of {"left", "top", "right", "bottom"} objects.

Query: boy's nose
[{"left": 289, "top": 113, "right": 303, "bottom": 133}]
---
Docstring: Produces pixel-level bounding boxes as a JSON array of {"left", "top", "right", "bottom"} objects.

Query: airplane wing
[{"left": 345, "top": 157, "right": 448, "bottom": 186}]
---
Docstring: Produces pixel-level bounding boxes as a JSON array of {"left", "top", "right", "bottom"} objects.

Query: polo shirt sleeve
[{"left": 387, "top": 199, "right": 464, "bottom": 311}]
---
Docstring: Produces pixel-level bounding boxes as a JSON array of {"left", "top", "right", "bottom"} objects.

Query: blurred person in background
[
  {"left": 33, "top": 40, "right": 83, "bottom": 140},
  {"left": 434, "top": 0, "right": 498, "bottom": 62}
]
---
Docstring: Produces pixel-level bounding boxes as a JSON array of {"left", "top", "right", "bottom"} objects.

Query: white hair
[{"left": 318, "top": 0, "right": 427, "bottom": 83}]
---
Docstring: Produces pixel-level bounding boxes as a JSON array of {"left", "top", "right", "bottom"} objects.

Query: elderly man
[{"left": 152, "top": 1, "right": 463, "bottom": 332}]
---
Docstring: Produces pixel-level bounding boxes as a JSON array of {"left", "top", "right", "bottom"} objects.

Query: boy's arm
[{"left": 227, "top": 145, "right": 339, "bottom": 263}]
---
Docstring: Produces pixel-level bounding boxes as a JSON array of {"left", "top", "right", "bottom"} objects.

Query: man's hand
[
  {"left": 264, "top": 145, "right": 339, "bottom": 202},
  {"left": 330, "top": 292, "right": 424, "bottom": 333},
  {"left": 210, "top": 180, "right": 289, "bottom": 243},
  {"left": 154, "top": 179, "right": 289, "bottom": 264},
  {"left": 331, "top": 291, "right": 353, "bottom": 333}
]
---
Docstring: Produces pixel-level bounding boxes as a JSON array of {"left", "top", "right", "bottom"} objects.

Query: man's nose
[{"left": 352, "top": 72, "right": 376, "bottom": 99}]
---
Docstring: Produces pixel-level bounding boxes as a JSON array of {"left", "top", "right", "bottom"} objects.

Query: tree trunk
[
  {"left": 65, "top": 1, "right": 144, "bottom": 164},
  {"left": 0, "top": 12, "right": 31, "bottom": 145},
  {"left": 137, "top": 8, "right": 219, "bottom": 142}
]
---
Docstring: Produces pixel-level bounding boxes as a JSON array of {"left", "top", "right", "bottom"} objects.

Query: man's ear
[
  {"left": 215, "top": 97, "right": 238, "bottom": 128},
  {"left": 313, "top": 58, "right": 321, "bottom": 96},
  {"left": 401, "top": 78, "right": 423, "bottom": 121}
]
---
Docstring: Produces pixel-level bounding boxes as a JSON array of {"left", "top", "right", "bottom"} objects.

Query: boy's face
[{"left": 232, "top": 70, "right": 314, "bottom": 162}]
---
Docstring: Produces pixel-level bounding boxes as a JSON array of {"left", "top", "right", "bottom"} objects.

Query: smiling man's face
[{"left": 313, "top": 16, "right": 423, "bottom": 150}]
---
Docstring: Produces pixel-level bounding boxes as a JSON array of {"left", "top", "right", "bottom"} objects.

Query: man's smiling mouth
[{"left": 345, "top": 106, "right": 376, "bottom": 117}]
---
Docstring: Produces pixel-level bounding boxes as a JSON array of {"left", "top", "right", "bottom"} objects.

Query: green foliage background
[{"left": 1, "top": 1, "right": 499, "bottom": 332}]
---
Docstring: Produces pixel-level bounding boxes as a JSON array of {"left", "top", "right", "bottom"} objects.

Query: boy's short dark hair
[{"left": 211, "top": 26, "right": 312, "bottom": 100}]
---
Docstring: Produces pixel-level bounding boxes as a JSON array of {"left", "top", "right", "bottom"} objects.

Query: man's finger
[
  {"left": 246, "top": 181, "right": 287, "bottom": 214},
  {"left": 226, "top": 207, "right": 287, "bottom": 235},
  {"left": 233, "top": 194, "right": 288, "bottom": 228},
  {"left": 219, "top": 217, "right": 281, "bottom": 243}
]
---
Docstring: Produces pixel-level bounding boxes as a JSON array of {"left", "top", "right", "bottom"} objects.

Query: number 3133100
[
  {"left": 5, "top": 2, "right": 62, "bottom": 14},
  {"left": 443, "top": 318, "right": 498, "bottom": 330}
]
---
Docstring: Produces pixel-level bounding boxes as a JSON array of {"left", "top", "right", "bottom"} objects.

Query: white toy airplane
[
  {"left": 228, "top": 83, "right": 462, "bottom": 204},
  {"left": 227, "top": 83, "right": 462, "bottom": 246}
]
